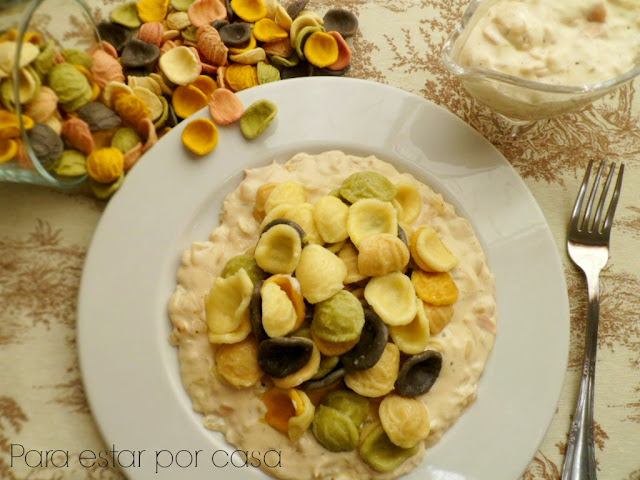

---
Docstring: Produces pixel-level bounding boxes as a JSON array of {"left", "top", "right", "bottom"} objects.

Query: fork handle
[{"left": 561, "top": 271, "right": 601, "bottom": 480}]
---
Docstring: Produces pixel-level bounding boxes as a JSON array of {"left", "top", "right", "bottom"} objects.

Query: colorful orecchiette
[
  {"left": 313, "top": 195, "right": 350, "bottom": 244},
  {"left": 203, "top": 168, "right": 468, "bottom": 475},
  {"left": 410, "top": 226, "right": 459, "bottom": 272},
  {"left": 347, "top": 198, "right": 397, "bottom": 247},
  {"left": 205, "top": 268, "right": 253, "bottom": 340},
  {"left": 364, "top": 272, "right": 417, "bottom": 326},
  {"left": 389, "top": 298, "right": 430, "bottom": 355}
]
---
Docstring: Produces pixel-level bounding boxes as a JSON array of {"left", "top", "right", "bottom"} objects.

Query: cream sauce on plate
[{"left": 168, "top": 151, "right": 497, "bottom": 479}]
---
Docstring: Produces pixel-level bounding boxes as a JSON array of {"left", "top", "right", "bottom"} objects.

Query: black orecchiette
[
  {"left": 258, "top": 337, "right": 314, "bottom": 378},
  {"left": 394, "top": 350, "right": 442, "bottom": 397},
  {"left": 341, "top": 308, "right": 388, "bottom": 372}
]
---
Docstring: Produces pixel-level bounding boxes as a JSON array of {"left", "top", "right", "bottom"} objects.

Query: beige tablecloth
[{"left": 1, "top": 1, "right": 639, "bottom": 479}]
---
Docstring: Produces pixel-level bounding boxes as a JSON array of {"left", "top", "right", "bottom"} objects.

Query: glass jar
[{"left": 0, "top": 0, "right": 100, "bottom": 187}]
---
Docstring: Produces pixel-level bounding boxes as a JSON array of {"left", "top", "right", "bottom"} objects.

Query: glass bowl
[
  {"left": 0, "top": 0, "right": 100, "bottom": 188},
  {"left": 442, "top": 0, "right": 640, "bottom": 123}
]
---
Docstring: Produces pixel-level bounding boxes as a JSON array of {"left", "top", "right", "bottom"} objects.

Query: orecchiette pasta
[
  {"left": 337, "top": 242, "right": 367, "bottom": 284},
  {"left": 264, "top": 180, "right": 307, "bottom": 214},
  {"left": 358, "top": 423, "right": 419, "bottom": 472},
  {"left": 263, "top": 274, "right": 306, "bottom": 328},
  {"left": 311, "top": 405, "right": 359, "bottom": 452},
  {"left": 313, "top": 195, "right": 350, "bottom": 243},
  {"left": 311, "top": 330, "right": 360, "bottom": 356},
  {"left": 398, "top": 222, "right": 414, "bottom": 248},
  {"left": 254, "top": 223, "right": 302, "bottom": 274},
  {"left": 389, "top": 298, "right": 430, "bottom": 355},
  {"left": 272, "top": 342, "right": 321, "bottom": 389},
  {"left": 410, "top": 226, "right": 459, "bottom": 272},
  {"left": 263, "top": 387, "right": 315, "bottom": 442},
  {"left": 261, "top": 202, "right": 322, "bottom": 245},
  {"left": 258, "top": 337, "right": 314, "bottom": 378},
  {"left": 214, "top": 336, "right": 263, "bottom": 388},
  {"left": 260, "top": 203, "right": 296, "bottom": 232},
  {"left": 205, "top": 269, "right": 253, "bottom": 335},
  {"left": 340, "top": 171, "right": 398, "bottom": 203},
  {"left": 261, "top": 281, "right": 298, "bottom": 338},
  {"left": 194, "top": 164, "right": 470, "bottom": 474},
  {"left": 394, "top": 182, "right": 423, "bottom": 223},
  {"left": 263, "top": 388, "right": 297, "bottom": 434},
  {"left": 288, "top": 389, "right": 316, "bottom": 442},
  {"left": 378, "top": 394, "right": 430, "bottom": 448},
  {"left": 423, "top": 303, "right": 454, "bottom": 335},
  {"left": 220, "top": 254, "right": 267, "bottom": 286},
  {"left": 391, "top": 198, "right": 404, "bottom": 221},
  {"left": 311, "top": 290, "right": 365, "bottom": 343},
  {"left": 411, "top": 269, "right": 459, "bottom": 306},
  {"left": 295, "top": 245, "right": 347, "bottom": 304},
  {"left": 285, "top": 203, "right": 323, "bottom": 244},
  {"left": 364, "top": 272, "right": 417, "bottom": 326},
  {"left": 357, "top": 233, "right": 410, "bottom": 277},
  {"left": 311, "top": 355, "right": 340, "bottom": 380},
  {"left": 344, "top": 342, "right": 400, "bottom": 397},
  {"left": 324, "top": 239, "right": 347, "bottom": 254},
  {"left": 207, "top": 315, "right": 253, "bottom": 344},
  {"left": 321, "top": 389, "right": 370, "bottom": 430},
  {"left": 253, "top": 182, "right": 277, "bottom": 222},
  {"left": 395, "top": 350, "right": 442, "bottom": 397},
  {"left": 347, "top": 198, "right": 398, "bottom": 247}
]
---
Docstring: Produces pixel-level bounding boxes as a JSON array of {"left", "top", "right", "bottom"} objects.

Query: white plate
[{"left": 78, "top": 77, "right": 569, "bottom": 480}]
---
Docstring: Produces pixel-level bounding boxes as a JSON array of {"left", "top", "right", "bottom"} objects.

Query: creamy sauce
[
  {"left": 458, "top": 0, "right": 640, "bottom": 86},
  {"left": 168, "top": 151, "right": 497, "bottom": 479}
]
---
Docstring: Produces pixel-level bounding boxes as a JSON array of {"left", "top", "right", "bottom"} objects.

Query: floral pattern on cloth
[{"left": 1, "top": 0, "right": 640, "bottom": 479}]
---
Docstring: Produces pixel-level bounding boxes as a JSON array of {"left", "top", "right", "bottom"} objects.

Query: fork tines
[{"left": 570, "top": 160, "right": 624, "bottom": 237}]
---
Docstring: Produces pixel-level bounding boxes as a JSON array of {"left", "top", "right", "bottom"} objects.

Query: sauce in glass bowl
[{"left": 442, "top": 0, "right": 640, "bottom": 122}]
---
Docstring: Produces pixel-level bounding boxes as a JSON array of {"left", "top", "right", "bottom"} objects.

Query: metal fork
[{"left": 561, "top": 160, "right": 624, "bottom": 480}]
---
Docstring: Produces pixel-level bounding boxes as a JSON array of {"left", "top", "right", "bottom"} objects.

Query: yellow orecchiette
[
  {"left": 207, "top": 315, "right": 253, "bottom": 344},
  {"left": 410, "top": 226, "right": 458, "bottom": 273},
  {"left": 357, "top": 233, "right": 409, "bottom": 277},
  {"left": 423, "top": 303, "right": 454, "bottom": 335},
  {"left": 214, "top": 336, "right": 264, "bottom": 388},
  {"left": 312, "top": 331, "right": 360, "bottom": 356},
  {"left": 313, "top": 195, "right": 350, "bottom": 244},
  {"left": 263, "top": 274, "right": 306, "bottom": 329},
  {"left": 347, "top": 198, "right": 397, "bottom": 248},
  {"left": 261, "top": 202, "right": 322, "bottom": 244},
  {"left": 253, "top": 182, "right": 277, "bottom": 221},
  {"left": 337, "top": 242, "right": 366, "bottom": 284},
  {"left": 364, "top": 272, "right": 417, "bottom": 326},
  {"left": 389, "top": 298, "right": 430, "bottom": 355},
  {"left": 264, "top": 180, "right": 307, "bottom": 214},
  {"left": 379, "top": 393, "right": 431, "bottom": 448},
  {"left": 261, "top": 281, "right": 298, "bottom": 337},
  {"left": 205, "top": 269, "right": 253, "bottom": 336},
  {"left": 254, "top": 223, "right": 302, "bottom": 274},
  {"left": 344, "top": 342, "right": 400, "bottom": 398},
  {"left": 394, "top": 182, "right": 423, "bottom": 223},
  {"left": 295, "top": 245, "right": 347, "bottom": 304}
]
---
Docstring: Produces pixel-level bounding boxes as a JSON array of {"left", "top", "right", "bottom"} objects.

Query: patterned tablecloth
[{"left": 1, "top": 0, "right": 639, "bottom": 479}]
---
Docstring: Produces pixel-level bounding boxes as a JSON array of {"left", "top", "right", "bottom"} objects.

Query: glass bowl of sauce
[{"left": 442, "top": 0, "right": 640, "bottom": 134}]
